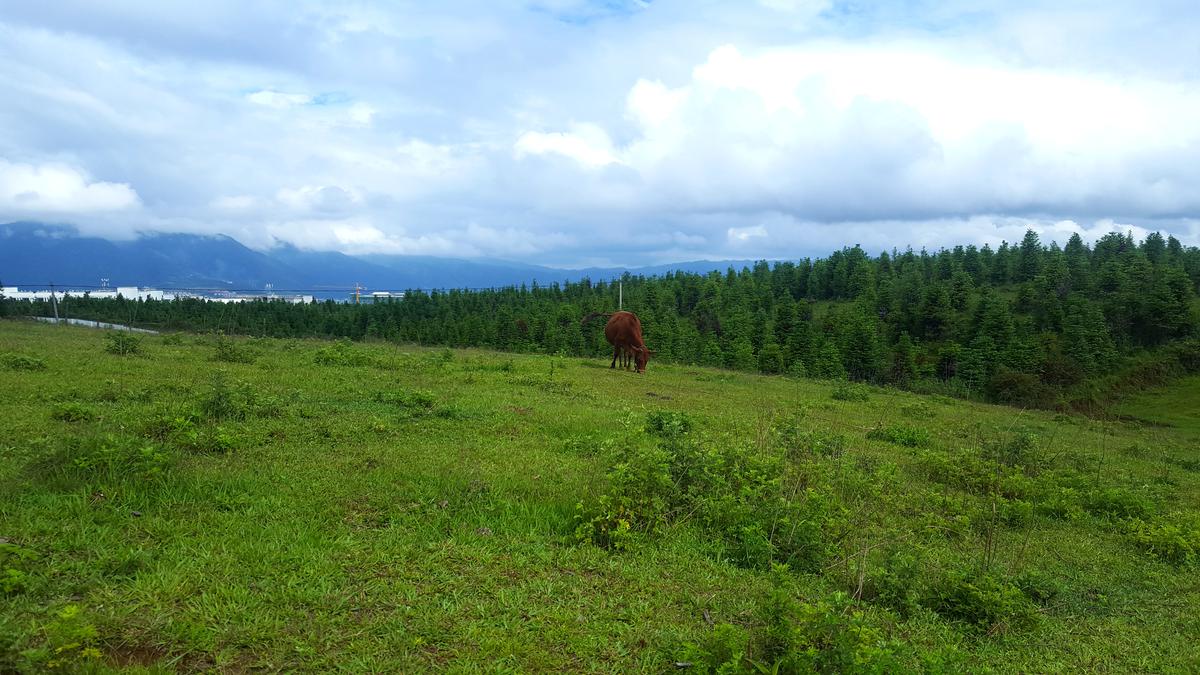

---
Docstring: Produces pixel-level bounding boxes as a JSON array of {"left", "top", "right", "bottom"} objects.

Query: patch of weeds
[
  {"left": 176, "top": 425, "right": 240, "bottom": 455},
  {"left": 922, "top": 450, "right": 1030, "bottom": 499},
  {"left": 577, "top": 429, "right": 844, "bottom": 571},
  {"left": 1164, "top": 456, "right": 1200, "bottom": 473},
  {"left": 645, "top": 410, "right": 694, "bottom": 437},
  {"left": 313, "top": 338, "right": 372, "bottom": 366},
  {"left": 678, "top": 623, "right": 749, "bottom": 673},
  {"left": 1083, "top": 486, "right": 1157, "bottom": 521},
  {"left": 49, "top": 402, "right": 97, "bottom": 424},
  {"left": 774, "top": 417, "right": 846, "bottom": 460},
  {"left": 926, "top": 569, "right": 1039, "bottom": 633},
  {"left": 867, "top": 423, "right": 931, "bottom": 448},
  {"left": 374, "top": 389, "right": 437, "bottom": 413},
  {"left": 38, "top": 433, "right": 173, "bottom": 482},
  {"left": 1014, "top": 569, "right": 1063, "bottom": 607},
  {"left": 212, "top": 333, "right": 255, "bottom": 364},
  {"left": 900, "top": 402, "right": 935, "bottom": 419},
  {"left": 198, "top": 374, "right": 279, "bottom": 422},
  {"left": 755, "top": 568, "right": 908, "bottom": 673},
  {"left": 562, "top": 434, "right": 610, "bottom": 457},
  {"left": 831, "top": 382, "right": 870, "bottom": 402},
  {"left": 104, "top": 332, "right": 142, "bottom": 356},
  {"left": 0, "top": 352, "right": 47, "bottom": 371},
  {"left": 1125, "top": 516, "right": 1200, "bottom": 566},
  {"left": 983, "top": 431, "right": 1041, "bottom": 469},
  {"left": 19, "top": 604, "right": 103, "bottom": 672},
  {"left": 1, "top": 542, "right": 39, "bottom": 596},
  {"left": 160, "top": 332, "right": 185, "bottom": 346},
  {"left": 509, "top": 374, "right": 577, "bottom": 395}
]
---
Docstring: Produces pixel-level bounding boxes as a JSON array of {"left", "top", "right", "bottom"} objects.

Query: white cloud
[
  {"left": 0, "top": 158, "right": 139, "bottom": 213},
  {"left": 246, "top": 89, "right": 312, "bottom": 108},
  {"left": 728, "top": 225, "right": 768, "bottom": 242},
  {"left": 514, "top": 124, "right": 621, "bottom": 168}
]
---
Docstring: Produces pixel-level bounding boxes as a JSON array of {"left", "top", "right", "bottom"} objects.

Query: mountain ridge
[{"left": 0, "top": 222, "right": 764, "bottom": 292}]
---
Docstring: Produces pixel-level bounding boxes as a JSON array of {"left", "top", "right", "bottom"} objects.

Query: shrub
[
  {"left": 313, "top": 339, "right": 372, "bottom": 366},
  {"left": 1126, "top": 517, "right": 1200, "bottom": 566},
  {"left": 212, "top": 333, "right": 255, "bottom": 364},
  {"left": 679, "top": 623, "right": 750, "bottom": 673},
  {"left": 926, "top": 570, "right": 1038, "bottom": 633},
  {"left": 983, "top": 431, "right": 1040, "bottom": 468},
  {"left": 867, "top": 423, "right": 931, "bottom": 448},
  {"left": 757, "top": 569, "right": 905, "bottom": 673},
  {"left": 104, "top": 332, "right": 142, "bottom": 356},
  {"left": 1083, "top": 487, "right": 1157, "bottom": 521},
  {"left": 64, "top": 434, "right": 171, "bottom": 480},
  {"left": 195, "top": 374, "right": 279, "bottom": 422},
  {"left": 645, "top": 410, "right": 694, "bottom": 437},
  {"left": 49, "top": 402, "right": 96, "bottom": 424},
  {"left": 373, "top": 389, "right": 437, "bottom": 413},
  {"left": 1, "top": 542, "right": 38, "bottom": 596},
  {"left": 19, "top": 604, "right": 103, "bottom": 671},
  {"left": 831, "top": 382, "right": 870, "bottom": 402},
  {"left": 900, "top": 402, "right": 935, "bottom": 419},
  {"left": 160, "top": 332, "right": 185, "bottom": 346},
  {"left": 575, "top": 442, "right": 676, "bottom": 550},
  {"left": 0, "top": 353, "right": 47, "bottom": 371},
  {"left": 772, "top": 414, "right": 848, "bottom": 460}
]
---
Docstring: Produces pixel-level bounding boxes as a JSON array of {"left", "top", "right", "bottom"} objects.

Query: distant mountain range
[{"left": 0, "top": 222, "right": 761, "bottom": 296}]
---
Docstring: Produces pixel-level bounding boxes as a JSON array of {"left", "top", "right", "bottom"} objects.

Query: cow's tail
[{"left": 580, "top": 311, "right": 612, "bottom": 327}]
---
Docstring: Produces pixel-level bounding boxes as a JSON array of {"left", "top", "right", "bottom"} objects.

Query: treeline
[{"left": 5, "top": 230, "right": 1200, "bottom": 408}]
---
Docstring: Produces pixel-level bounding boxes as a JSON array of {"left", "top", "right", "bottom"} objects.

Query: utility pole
[
  {"left": 354, "top": 282, "right": 363, "bottom": 305},
  {"left": 50, "top": 283, "right": 60, "bottom": 322},
  {"left": 619, "top": 281, "right": 623, "bottom": 311}
]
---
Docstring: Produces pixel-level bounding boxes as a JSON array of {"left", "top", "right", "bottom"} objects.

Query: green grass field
[
  {"left": 2, "top": 320, "right": 1198, "bottom": 672},
  {"left": 1115, "top": 375, "right": 1200, "bottom": 441}
]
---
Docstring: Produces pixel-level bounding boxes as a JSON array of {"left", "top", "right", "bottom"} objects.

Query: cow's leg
[{"left": 611, "top": 345, "right": 619, "bottom": 369}]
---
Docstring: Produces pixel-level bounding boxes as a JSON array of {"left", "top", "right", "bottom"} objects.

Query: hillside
[{"left": 2, "top": 320, "right": 1198, "bottom": 672}]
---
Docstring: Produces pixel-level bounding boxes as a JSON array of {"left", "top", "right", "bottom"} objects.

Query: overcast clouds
[{"left": 1, "top": 1, "right": 1198, "bottom": 266}]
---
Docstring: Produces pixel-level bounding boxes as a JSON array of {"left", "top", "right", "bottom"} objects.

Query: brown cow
[{"left": 582, "top": 311, "right": 653, "bottom": 373}]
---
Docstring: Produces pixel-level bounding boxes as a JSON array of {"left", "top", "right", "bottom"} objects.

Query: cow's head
[{"left": 633, "top": 346, "right": 654, "bottom": 373}]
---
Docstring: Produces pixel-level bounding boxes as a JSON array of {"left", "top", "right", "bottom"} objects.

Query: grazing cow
[{"left": 582, "top": 311, "right": 653, "bottom": 373}]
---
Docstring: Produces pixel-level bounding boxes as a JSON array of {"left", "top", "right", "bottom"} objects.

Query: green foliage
[
  {"left": 103, "top": 331, "right": 142, "bottom": 355},
  {"left": 49, "top": 402, "right": 96, "bottom": 423},
  {"left": 927, "top": 570, "right": 1038, "bottom": 633},
  {"left": 755, "top": 568, "right": 906, "bottom": 673},
  {"left": 1126, "top": 517, "right": 1200, "bottom": 566},
  {"left": 314, "top": 338, "right": 372, "bottom": 366},
  {"left": 0, "top": 543, "right": 38, "bottom": 596},
  {"left": 867, "top": 423, "right": 931, "bottom": 448},
  {"left": 19, "top": 604, "right": 103, "bottom": 672},
  {"left": 0, "top": 352, "right": 47, "bottom": 371},
  {"left": 373, "top": 388, "right": 438, "bottom": 413},
  {"left": 645, "top": 410, "right": 694, "bottom": 437},
  {"left": 46, "top": 433, "right": 172, "bottom": 481},
  {"left": 831, "top": 382, "right": 870, "bottom": 402},
  {"left": 212, "top": 333, "right": 256, "bottom": 363}
]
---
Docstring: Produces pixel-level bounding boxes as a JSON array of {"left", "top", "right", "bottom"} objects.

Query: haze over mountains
[{"left": 0, "top": 222, "right": 757, "bottom": 293}]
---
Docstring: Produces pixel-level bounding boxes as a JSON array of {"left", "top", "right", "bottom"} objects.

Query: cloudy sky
[{"left": 1, "top": 1, "right": 1198, "bottom": 266}]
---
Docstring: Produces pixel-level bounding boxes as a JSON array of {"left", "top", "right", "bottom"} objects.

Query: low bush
[
  {"left": 867, "top": 423, "right": 931, "bottom": 448},
  {"left": 18, "top": 604, "right": 103, "bottom": 672},
  {"left": 1, "top": 542, "right": 39, "bottom": 596},
  {"left": 49, "top": 402, "right": 96, "bottom": 424},
  {"left": 313, "top": 339, "right": 372, "bottom": 366},
  {"left": 212, "top": 333, "right": 255, "bottom": 364},
  {"left": 373, "top": 389, "right": 437, "bottom": 413},
  {"left": 0, "top": 353, "right": 47, "bottom": 371},
  {"left": 1126, "top": 517, "right": 1200, "bottom": 566},
  {"left": 926, "top": 570, "right": 1038, "bottom": 633},
  {"left": 103, "top": 332, "right": 142, "bottom": 356},
  {"left": 774, "top": 416, "right": 846, "bottom": 460},
  {"left": 38, "top": 432, "right": 172, "bottom": 482},
  {"left": 645, "top": 410, "right": 694, "bottom": 437},
  {"left": 756, "top": 569, "right": 907, "bottom": 673},
  {"left": 831, "top": 383, "right": 870, "bottom": 402}
]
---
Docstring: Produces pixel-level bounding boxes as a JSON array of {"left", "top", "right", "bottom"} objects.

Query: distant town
[{"left": 0, "top": 285, "right": 407, "bottom": 304}]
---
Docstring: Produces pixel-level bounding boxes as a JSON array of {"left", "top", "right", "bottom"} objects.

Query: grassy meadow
[{"left": 1, "top": 319, "right": 1198, "bottom": 672}]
